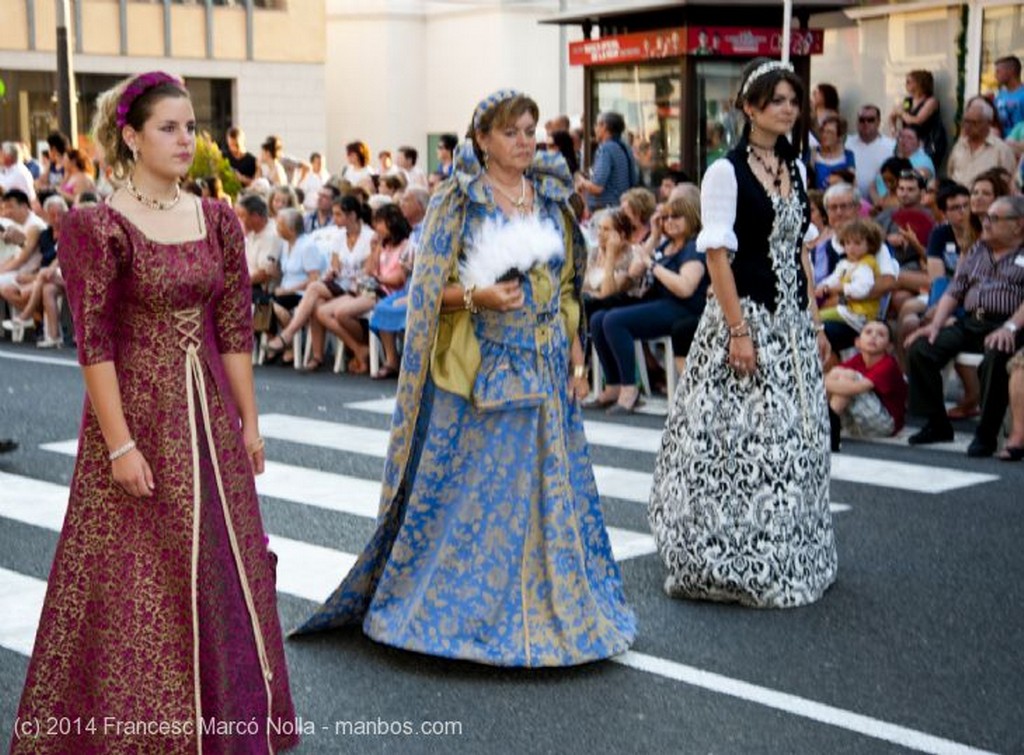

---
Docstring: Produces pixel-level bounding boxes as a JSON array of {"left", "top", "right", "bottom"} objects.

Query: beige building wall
[
  {"left": 0, "top": 0, "right": 326, "bottom": 163},
  {"left": 809, "top": 5, "right": 966, "bottom": 169},
  {"left": 0, "top": 2, "right": 31, "bottom": 52},
  {"left": 324, "top": 2, "right": 576, "bottom": 175}
]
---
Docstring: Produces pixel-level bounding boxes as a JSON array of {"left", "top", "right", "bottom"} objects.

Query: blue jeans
[{"left": 591, "top": 299, "right": 694, "bottom": 385}]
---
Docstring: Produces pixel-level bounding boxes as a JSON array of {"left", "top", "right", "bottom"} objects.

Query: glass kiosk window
[
  {"left": 694, "top": 60, "right": 747, "bottom": 178},
  {"left": 591, "top": 63, "right": 682, "bottom": 177}
]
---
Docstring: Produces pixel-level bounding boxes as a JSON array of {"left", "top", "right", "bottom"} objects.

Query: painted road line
[
  {"left": 614, "top": 651, "right": 996, "bottom": 755},
  {"left": 0, "top": 471, "right": 358, "bottom": 607},
  {"left": 342, "top": 402, "right": 996, "bottom": 493},
  {"left": 260, "top": 415, "right": 860, "bottom": 505},
  {"left": 18, "top": 451, "right": 657, "bottom": 564},
  {"left": 0, "top": 567, "right": 47, "bottom": 657},
  {"left": 0, "top": 565, "right": 993, "bottom": 753},
  {"left": 0, "top": 349, "right": 78, "bottom": 368}
]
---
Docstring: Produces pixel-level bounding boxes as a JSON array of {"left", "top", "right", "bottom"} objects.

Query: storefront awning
[{"left": 539, "top": 0, "right": 857, "bottom": 26}]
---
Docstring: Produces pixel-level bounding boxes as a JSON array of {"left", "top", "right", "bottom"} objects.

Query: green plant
[{"left": 188, "top": 132, "right": 242, "bottom": 198}]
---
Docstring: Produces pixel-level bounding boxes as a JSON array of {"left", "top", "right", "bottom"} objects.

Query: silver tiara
[{"left": 740, "top": 60, "right": 794, "bottom": 97}]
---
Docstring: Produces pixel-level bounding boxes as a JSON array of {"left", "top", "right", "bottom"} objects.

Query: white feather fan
[{"left": 459, "top": 214, "right": 564, "bottom": 288}]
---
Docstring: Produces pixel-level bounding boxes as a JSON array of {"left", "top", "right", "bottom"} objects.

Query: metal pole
[
  {"left": 781, "top": 0, "right": 793, "bottom": 64},
  {"left": 558, "top": 0, "right": 567, "bottom": 118},
  {"left": 55, "top": 0, "right": 78, "bottom": 145}
]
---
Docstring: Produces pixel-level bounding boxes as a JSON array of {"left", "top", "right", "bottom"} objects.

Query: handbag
[{"left": 252, "top": 300, "right": 274, "bottom": 332}]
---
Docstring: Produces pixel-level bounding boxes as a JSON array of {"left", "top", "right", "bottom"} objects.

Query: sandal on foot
[
  {"left": 996, "top": 445, "right": 1024, "bottom": 462},
  {"left": 347, "top": 356, "right": 369, "bottom": 375},
  {"left": 372, "top": 364, "right": 399, "bottom": 380},
  {"left": 264, "top": 335, "right": 289, "bottom": 361},
  {"left": 301, "top": 356, "right": 323, "bottom": 373}
]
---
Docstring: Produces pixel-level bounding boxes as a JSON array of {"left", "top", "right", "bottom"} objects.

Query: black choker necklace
[{"left": 746, "top": 144, "right": 784, "bottom": 191}]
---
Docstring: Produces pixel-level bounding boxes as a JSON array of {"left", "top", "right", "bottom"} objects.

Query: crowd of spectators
[{"left": 3, "top": 54, "right": 1024, "bottom": 458}]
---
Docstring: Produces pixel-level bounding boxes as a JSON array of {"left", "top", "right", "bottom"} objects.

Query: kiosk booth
[{"left": 543, "top": 0, "right": 855, "bottom": 182}]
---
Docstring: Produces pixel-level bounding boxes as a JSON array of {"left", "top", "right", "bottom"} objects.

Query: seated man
[
  {"left": 825, "top": 320, "right": 907, "bottom": 452},
  {"left": 904, "top": 196, "right": 1024, "bottom": 456}
]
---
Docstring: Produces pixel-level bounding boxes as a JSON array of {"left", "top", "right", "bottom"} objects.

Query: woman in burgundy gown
[{"left": 11, "top": 72, "right": 298, "bottom": 753}]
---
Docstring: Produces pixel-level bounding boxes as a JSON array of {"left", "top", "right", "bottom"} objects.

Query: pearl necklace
[
  {"left": 126, "top": 175, "right": 181, "bottom": 211},
  {"left": 486, "top": 173, "right": 530, "bottom": 214}
]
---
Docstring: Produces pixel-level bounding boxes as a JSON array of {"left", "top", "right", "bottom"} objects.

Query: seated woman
[
  {"left": 583, "top": 209, "right": 636, "bottom": 301},
  {"left": 809, "top": 115, "right": 856, "bottom": 190},
  {"left": 57, "top": 150, "right": 95, "bottom": 205},
  {"left": 1, "top": 196, "right": 67, "bottom": 345},
  {"left": 367, "top": 228, "right": 416, "bottom": 379},
  {"left": 266, "top": 208, "right": 327, "bottom": 364},
  {"left": 265, "top": 195, "right": 374, "bottom": 372},
  {"left": 317, "top": 204, "right": 410, "bottom": 374},
  {"left": 587, "top": 194, "right": 710, "bottom": 413},
  {"left": 620, "top": 187, "right": 657, "bottom": 245}
]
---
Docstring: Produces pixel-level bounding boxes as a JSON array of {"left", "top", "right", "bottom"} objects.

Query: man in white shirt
[
  {"left": 845, "top": 105, "right": 895, "bottom": 198},
  {"left": 946, "top": 98, "right": 1017, "bottom": 187},
  {"left": 0, "top": 189, "right": 46, "bottom": 288},
  {"left": 396, "top": 146, "right": 428, "bottom": 190},
  {"left": 235, "top": 194, "right": 281, "bottom": 292},
  {"left": 1, "top": 143, "right": 38, "bottom": 208},
  {"left": 296, "top": 152, "right": 331, "bottom": 212}
]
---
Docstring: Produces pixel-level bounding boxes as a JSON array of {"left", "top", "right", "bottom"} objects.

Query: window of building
[
  {"left": 591, "top": 63, "right": 682, "bottom": 176},
  {"left": 980, "top": 4, "right": 1024, "bottom": 93}
]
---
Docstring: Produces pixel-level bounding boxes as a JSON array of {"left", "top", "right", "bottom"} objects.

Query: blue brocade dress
[{"left": 296, "top": 176, "right": 635, "bottom": 667}]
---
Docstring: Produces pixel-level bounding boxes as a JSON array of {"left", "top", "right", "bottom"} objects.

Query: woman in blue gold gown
[{"left": 294, "top": 90, "right": 635, "bottom": 666}]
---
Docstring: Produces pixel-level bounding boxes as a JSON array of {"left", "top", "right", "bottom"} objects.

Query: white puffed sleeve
[
  {"left": 795, "top": 161, "right": 818, "bottom": 244},
  {"left": 696, "top": 159, "right": 738, "bottom": 253}
]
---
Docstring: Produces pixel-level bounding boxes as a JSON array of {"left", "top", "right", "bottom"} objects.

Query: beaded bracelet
[
  {"left": 108, "top": 439, "right": 137, "bottom": 462},
  {"left": 728, "top": 320, "right": 751, "bottom": 339},
  {"left": 463, "top": 284, "right": 478, "bottom": 314}
]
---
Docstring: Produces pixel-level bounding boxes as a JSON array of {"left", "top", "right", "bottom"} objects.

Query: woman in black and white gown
[{"left": 648, "top": 58, "right": 837, "bottom": 608}]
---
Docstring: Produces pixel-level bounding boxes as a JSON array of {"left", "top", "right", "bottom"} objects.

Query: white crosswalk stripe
[
  {"left": 0, "top": 396, "right": 1002, "bottom": 754},
  {"left": 37, "top": 443, "right": 656, "bottom": 563},
  {"left": 342, "top": 401, "right": 998, "bottom": 494}
]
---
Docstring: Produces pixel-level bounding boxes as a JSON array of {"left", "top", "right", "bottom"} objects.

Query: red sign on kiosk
[{"left": 569, "top": 26, "right": 823, "bottom": 66}]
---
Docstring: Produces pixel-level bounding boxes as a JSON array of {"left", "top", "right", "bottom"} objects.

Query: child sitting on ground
[
  {"left": 824, "top": 319, "right": 908, "bottom": 452},
  {"left": 814, "top": 218, "right": 884, "bottom": 332}
]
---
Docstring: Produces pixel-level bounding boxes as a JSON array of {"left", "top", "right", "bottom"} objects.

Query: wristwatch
[{"left": 1003, "top": 321, "right": 1019, "bottom": 334}]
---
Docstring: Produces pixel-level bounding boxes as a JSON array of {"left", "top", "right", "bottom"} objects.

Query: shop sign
[
  {"left": 569, "top": 26, "right": 823, "bottom": 66},
  {"left": 569, "top": 28, "right": 685, "bottom": 66},
  {"left": 688, "top": 26, "right": 824, "bottom": 57}
]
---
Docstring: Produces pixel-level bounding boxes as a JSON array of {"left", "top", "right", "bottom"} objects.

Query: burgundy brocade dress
[{"left": 11, "top": 201, "right": 298, "bottom": 754}]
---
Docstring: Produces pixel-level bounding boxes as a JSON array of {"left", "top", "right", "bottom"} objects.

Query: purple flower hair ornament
[{"left": 115, "top": 72, "right": 183, "bottom": 129}]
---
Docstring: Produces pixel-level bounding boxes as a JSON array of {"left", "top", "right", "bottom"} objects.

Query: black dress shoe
[
  {"left": 966, "top": 437, "right": 996, "bottom": 458},
  {"left": 908, "top": 423, "right": 954, "bottom": 445}
]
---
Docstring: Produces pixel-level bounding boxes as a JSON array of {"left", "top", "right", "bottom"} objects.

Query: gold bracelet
[
  {"left": 246, "top": 437, "right": 265, "bottom": 454},
  {"left": 108, "top": 439, "right": 137, "bottom": 462},
  {"left": 463, "top": 284, "right": 478, "bottom": 314},
  {"left": 814, "top": 322, "right": 826, "bottom": 333},
  {"left": 572, "top": 364, "right": 586, "bottom": 380}
]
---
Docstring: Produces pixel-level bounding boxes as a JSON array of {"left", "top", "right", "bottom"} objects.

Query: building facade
[{"left": 0, "top": 0, "right": 326, "bottom": 166}]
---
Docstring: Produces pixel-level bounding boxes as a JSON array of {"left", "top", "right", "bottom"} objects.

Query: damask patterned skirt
[
  {"left": 362, "top": 369, "right": 636, "bottom": 666},
  {"left": 649, "top": 297, "right": 837, "bottom": 608}
]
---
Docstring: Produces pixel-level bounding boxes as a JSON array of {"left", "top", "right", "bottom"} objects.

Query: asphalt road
[{"left": 1, "top": 342, "right": 1021, "bottom": 754}]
